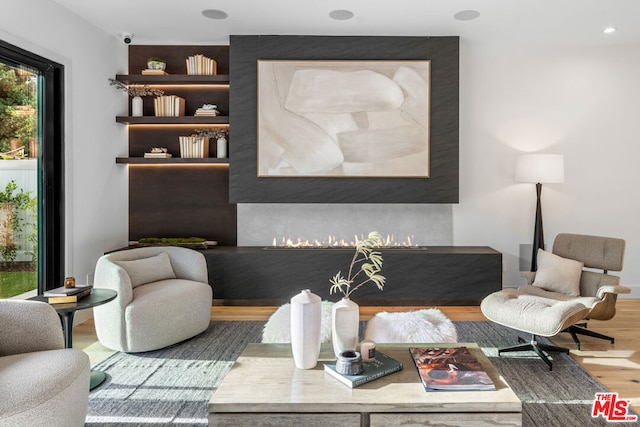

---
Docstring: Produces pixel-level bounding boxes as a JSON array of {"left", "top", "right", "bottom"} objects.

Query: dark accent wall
[{"left": 229, "top": 35, "right": 459, "bottom": 203}]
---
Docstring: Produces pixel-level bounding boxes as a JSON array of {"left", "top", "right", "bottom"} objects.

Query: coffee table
[{"left": 208, "top": 342, "right": 522, "bottom": 426}]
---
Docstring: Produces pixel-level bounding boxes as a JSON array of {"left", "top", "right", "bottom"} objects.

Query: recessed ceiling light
[
  {"left": 329, "top": 9, "right": 354, "bottom": 20},
  {"left": 202, "top": 9, "right": 228, "bottom": 20},
  {"left": 602, "top": 27, "right": 617, "bottom": 34},
  {"left": 454, "top": 10, "right": 480, "bottom": 21}
]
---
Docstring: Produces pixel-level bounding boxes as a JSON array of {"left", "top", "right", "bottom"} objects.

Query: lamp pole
[{"left": 531, "top": 182, "right": 544, "bottom": 271}]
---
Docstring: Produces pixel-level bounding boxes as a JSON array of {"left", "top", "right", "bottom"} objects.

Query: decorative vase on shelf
[
  {"left": 290, "top": 289, "right": 322, "bottom": 369},
  {"left": 131, "top": 96, "right": 143, "bottom": 117},
  {"left": 332, "top": 297, "right": 359, "bottom": 357},
  {"left": 216, "top": 137, "right": 227, "bottom": 158}
]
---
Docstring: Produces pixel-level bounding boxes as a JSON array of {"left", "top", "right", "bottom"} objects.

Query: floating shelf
[
  {"left": 116, "top": 116, "right": 229, "bottom": 125},
  {"left": 115, "top": 74, "right": 229, "bottom": 85},
  {"left": 116, "top": 157, "right": 229, "bottom": 164}
]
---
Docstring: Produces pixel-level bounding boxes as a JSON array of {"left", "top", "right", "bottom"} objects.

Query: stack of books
[
  {"left": 44, "top": 285, "right": 93, "bottom": 304},
  {"left": 186, "top": 54, "right": 217, "bottom": 75},
  {"left": 409, "top": 347, "right": 495, "bottom": 391},
  {"left": 154, "top": 95, "right": 185, "bottom": 117},
  {"left": 144, "top": 152, "right": 172, "bottom": 158},
  {"left": 194, "top": 104, "right": 219, "bottom": 116},
  {"left": 141, "top": 69, "right": 168, "bottom": 75}
]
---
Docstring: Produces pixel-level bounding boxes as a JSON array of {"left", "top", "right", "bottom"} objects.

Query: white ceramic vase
[
  {"left": 216, "top": 137, "right": 227, "bottom": 158},
  {"left": 332, "top": 297, "right": 359, "bottom": 357},
  {"left": 131, "top": 96, "right": 143, "bottom": 117},
  {"left": 290, "top": 289, "right": 322, "bottom": 369}
]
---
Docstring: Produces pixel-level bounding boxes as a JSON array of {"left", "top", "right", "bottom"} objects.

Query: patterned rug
[{"left": 85, "top": 320, "right": 638, "bottom": 426}]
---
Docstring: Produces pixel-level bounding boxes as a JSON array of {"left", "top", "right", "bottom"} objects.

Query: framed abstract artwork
[{"left": 257, "top": 60, "right": 430, "bottom": 178}]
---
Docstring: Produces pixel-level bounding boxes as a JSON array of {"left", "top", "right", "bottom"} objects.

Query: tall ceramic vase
[
  {"left": 290, "top": 289, "right": 322, "bottom": 369},
  {"left": 131, "top": 96, "right": 143, "bottom": 117},
  {"left": 332, "top": 297, "right": 359, "bottom": 357}
]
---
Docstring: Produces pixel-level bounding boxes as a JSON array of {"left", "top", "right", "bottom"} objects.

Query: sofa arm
[
  {"left": 0, "top": 300, "right": 63, "bottom": 356},
  {"left": 164, "top": 247, "right": 209, "bottom": 284}
]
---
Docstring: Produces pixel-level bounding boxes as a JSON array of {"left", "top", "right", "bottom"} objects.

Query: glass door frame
[{"left": 0, "top": 39, "right": 65, "bottom": 293}]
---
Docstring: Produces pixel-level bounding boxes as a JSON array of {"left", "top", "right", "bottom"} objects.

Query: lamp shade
[{"left": 515, "top": 154, "right": 564, "bottom": 183}]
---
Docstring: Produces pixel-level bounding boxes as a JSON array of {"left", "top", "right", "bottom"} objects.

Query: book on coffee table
[
  {"left": 324, "top": 351, "right": 403, "bottom": 388},
  {"left": 409, "top": 346, "right": 495, "bottom": 391}
]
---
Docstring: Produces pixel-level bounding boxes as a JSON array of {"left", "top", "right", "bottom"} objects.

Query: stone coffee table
[{"left": 208, "top": 342, "right": 522, "bottom": 426}]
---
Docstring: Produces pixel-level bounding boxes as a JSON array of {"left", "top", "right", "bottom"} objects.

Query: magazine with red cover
[{"left": 409, "top": 347, "right": 496, "bottom": 391}]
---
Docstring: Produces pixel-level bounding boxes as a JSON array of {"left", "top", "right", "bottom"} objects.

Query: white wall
[
  {"left": 455, "top": 39, "right": 640, "bottom": 297},
  {"left": 1, "top": 1, "right": 128, "bottom": 288}
]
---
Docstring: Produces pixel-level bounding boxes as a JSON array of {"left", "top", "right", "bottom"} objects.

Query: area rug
[{"left": 85, "top": 321, "right": 638, "bottom": 427}]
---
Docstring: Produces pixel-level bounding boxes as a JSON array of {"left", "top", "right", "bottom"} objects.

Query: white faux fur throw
[
  {"left": 262, "top": 301, "right": 334, "bottom": 343},
  {"left": 363, "top": 308, "right": 458, "bottom": 343},
  {"left": 262, "top": 303, "right": 457, "bottom": 344}
]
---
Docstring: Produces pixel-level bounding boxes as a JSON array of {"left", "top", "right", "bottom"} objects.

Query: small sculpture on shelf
[{"left": 146, "top": 57, "right": 166, "bottom": 70}]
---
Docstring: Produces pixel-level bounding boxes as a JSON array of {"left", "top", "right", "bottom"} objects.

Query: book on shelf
[
  {"left": 186, "top": 54, "right": 217, "bottom": 75},
  {"left": 324, "top": 351, "right": 403, "bottom": 388},
  {"left": 153, "top": 95, "right": 185, "bottom": 117},
  {"left": 409, "top": 347, "right": 496, "bottom": 391},
  {"left": 194, "top": 109, "right": 219, "bottom": 116},
  {"left": 141, "top": 69, "right": 169, "bottom": 75},
  {"left": 144, "top": 152, "right": 173, "bottom": 158}
]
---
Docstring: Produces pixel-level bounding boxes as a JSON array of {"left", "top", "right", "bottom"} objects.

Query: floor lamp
[{"left": 515, "top": 154, "right": 564, "bottom": 271}]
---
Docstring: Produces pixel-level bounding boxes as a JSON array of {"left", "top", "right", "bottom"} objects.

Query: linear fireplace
[{"left": 203, "top": 246, "right": 502, "bottom": 306}]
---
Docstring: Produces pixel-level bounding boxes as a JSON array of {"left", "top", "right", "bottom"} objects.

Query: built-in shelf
[
  {"left": 116, "top": 116, "right": 229, "bottom": 125},
  {"left": 116, "top": 157, "right": 229, "bottom": 164},
  {"left": 115, "top": 74, "right": 229, "bottom": 85}
]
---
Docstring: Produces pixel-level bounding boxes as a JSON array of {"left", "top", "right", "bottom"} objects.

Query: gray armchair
[
  {"left": 93, "top": 246, "right": 213, "bottom": 352},
  {"left": 0, "top": 300, "right": 90, "bottom": 427},
  {"left": 481, "top": 233, "right": 628, "bottom": 369}
]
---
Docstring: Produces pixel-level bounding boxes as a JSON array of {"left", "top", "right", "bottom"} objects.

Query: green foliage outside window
[
  {"left": 0, "top": 64, "right": 37, "bottom": 157},
  {"left": 0, "top": 180, "right": 37, "bottom": 262}
]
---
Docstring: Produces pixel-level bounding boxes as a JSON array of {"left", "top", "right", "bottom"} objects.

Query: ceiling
[{"left": 52, "top": 0, "right": 640, "bottom": 47}]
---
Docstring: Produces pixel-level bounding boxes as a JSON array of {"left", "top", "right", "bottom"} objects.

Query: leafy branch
[
  {"left": 329, "top": 231, "right": 386, "bottom": 299},
  {"left": 108, "top": 78, "right": 164, "bottom": 97}
]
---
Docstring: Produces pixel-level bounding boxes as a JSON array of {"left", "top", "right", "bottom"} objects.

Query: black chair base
[
  {"left": 564, "top": 323, "right": 615, "bottom": 350},
  {"left": 498, "top": 335, "right": 569, "bottom": 371}
]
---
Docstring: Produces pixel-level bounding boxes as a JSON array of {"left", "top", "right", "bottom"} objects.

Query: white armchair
[
  {"left": 0, "top": 300, "right": 90, "bottom": 427},
  {"left": 93, "top": 246, "right": 213, "bottom": 353}
]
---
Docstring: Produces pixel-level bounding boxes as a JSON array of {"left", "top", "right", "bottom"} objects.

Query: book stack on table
[
  {"left": 43, "top": 285, "right": 92, "bottom": 304},
  {"left": 324, "top": 351, "right": 403, "bottom": 388}
]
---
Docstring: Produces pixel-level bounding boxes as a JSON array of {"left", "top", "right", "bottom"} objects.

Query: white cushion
[
  {"left": 115, "top": 251, "right": 176, "bottom": 288},
  {"left": 533, "top": 249, "right": 584, "bottom": 296}
]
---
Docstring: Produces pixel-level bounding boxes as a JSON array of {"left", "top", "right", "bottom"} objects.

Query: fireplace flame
[{"left": 271, "top": 234, "right": 417, "bottom": 248}]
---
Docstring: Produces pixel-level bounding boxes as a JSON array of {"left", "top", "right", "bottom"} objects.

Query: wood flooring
[{"left": 74, "top": 299, "right": 640, "bottom": 413}]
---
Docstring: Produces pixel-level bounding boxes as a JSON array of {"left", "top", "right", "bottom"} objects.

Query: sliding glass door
[{"left": 0, "top": 40, "right": 64, "bottom": 297}]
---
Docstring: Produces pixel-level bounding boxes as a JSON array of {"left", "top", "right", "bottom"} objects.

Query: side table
[{"left": 30, "top": 288, "right": 117, "bottom": 389}]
